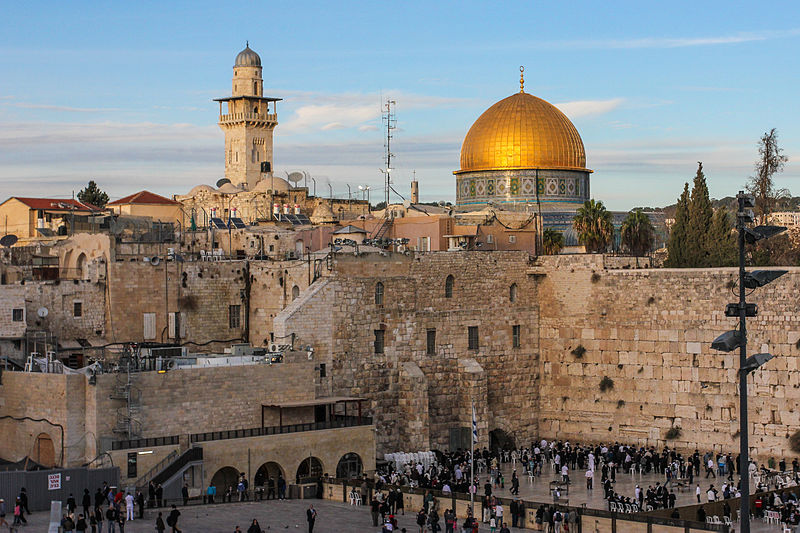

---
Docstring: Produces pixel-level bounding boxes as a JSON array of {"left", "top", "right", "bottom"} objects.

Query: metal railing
[
  {"left": 111, "top": 435, "right": 180, "bottom": 451},
  {"left": 219, "top": 112, "right": 277, "bottom": 123},
  {"left": 190, "top": 415, "right": 372, "bottom": 444},
  {"left": 135, "top": 449, "right": 178, "bottom": 489}
]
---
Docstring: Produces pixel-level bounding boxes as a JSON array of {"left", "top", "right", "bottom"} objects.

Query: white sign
[{"left": 48, "top": 473, "right": 61, "bottom": 491}]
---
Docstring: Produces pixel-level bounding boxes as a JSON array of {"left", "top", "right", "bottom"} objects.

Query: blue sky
[{"left": 0, "top": 1, "right": 799, "bottom": 210}]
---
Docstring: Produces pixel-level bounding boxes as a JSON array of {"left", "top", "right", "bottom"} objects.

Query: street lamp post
[{"left": 712, "top": 191, "right": 787, "bottom": 533}]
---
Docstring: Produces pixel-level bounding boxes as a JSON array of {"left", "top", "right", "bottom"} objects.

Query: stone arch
[
  {"left": 291, "top": 285, "right": 300, "bottom": 301},
  {"left": 509, "top": 283, "right": 518, "bottom": 302},
  {"left": 76, "top": 253, "right": 88, "bottom": 279},
  {"left": 445, "top": 274, "right": 454, "bottom": 299},
  {"left": 211, "top": 466, "right": 241, "bottom": 492},
  {"left": 335, "top": 452, "right": 363, "bottom": 480},
  {"left": 489, "top": 428, "right": 516, "bottom": 453},
  {"left": 33, "top": 432, "right": 55, "bottom": 467},
  {"left": 254, "top": 461, "right": 285, "bottom": 488},
  {"left": 296, "top": 456, "right": 323, "bottom": 483}
]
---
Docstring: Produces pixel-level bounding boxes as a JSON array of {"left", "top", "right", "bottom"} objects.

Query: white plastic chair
[
  {"left": 609, "top": 502, "right": 617, "bottom": 512},
  {"left": 711, "top": 515, "right": 721, "bottom": 524},
  {"left": 723, "top": 516, "right": 732, "bottom": 526}
]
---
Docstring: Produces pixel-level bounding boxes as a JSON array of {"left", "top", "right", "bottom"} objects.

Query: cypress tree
[
  {"left": 707, "top": 207, "right": 737, "bottom": 267},
  {"left": 687, "top": 162, "right": 714, "bottom": 266},
  {"left": 665, "top": 183, "right": 690, "bottom": 267}
]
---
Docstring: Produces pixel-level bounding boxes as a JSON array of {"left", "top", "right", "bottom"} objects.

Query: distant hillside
[{"left": 635, "top": 196, "right": 800, "bottom": 218}]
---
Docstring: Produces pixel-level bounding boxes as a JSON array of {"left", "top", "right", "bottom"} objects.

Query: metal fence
[
  {"left": 190, "top": 416, "right": 373, "bottom": 444},
  {"left": 0, "top": 467, "right": 119, "bottom": 512}
]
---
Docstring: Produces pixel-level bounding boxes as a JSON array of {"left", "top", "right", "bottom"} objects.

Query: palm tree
[
  {"left": 573, "top": 199, "right": 614, "bottom": 253},
  {"left": 620, "top": 209, "right": 655, "bottom": 256},
  {"left": 542, "top": 228, "right": 563, "bottom": 255}
]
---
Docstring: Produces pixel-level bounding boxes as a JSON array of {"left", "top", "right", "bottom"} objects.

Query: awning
[{"left": 58, "top": 339, "right": 82, "bottom": 350}]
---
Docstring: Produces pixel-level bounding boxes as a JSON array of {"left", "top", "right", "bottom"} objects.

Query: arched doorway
[
  {"left": 33, "top": 433, "right": 55, "bottom": 467},
  {"left": 210, "top": 466, "right": 241, "bottom": 492},
  {"left": 254, "top": 461, "right": 284, "bottom": 488},
  {"left": 489, "top": 428, "right": 516, "bottom": 453},
  {"left": 296, "top": 457, "right": 323, "bottom": 483},
  {"left": 295, "top": 240, "right": 304, "bottom": 256},
  {"left": 336, "top": 453, "right": 363, "bottom": 480},
  {"left": 291, "top": 285, "right": 300, "bottom": 300},
  {"left": 76, "top": 253, "right": 87, "bottom": 279}
]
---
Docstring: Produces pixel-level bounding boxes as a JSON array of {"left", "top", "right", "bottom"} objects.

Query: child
[{"left": 490, "top": 516, "right": 497, "bottom": 533}]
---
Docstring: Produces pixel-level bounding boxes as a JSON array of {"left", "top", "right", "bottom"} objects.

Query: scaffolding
[{"left": 110, "top": 346, "right": 142, "bottom": 439}]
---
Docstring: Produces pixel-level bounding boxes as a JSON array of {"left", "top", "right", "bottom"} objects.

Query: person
[
  {"left": 155, "top": 512, "right": 166, "bottom": 533},
  {"left": 695, "top": 484, "right": 701, "bottom": 503},
  {"left": 167, "top": 505, "right": 181, "bottom": 533},
  {"left": 585, "top": 468, "right": 593, "bottom": 489},
  {"left": 68, "top": 493, "right": 78, "bottom": 515},
  {"left": 266, "top": 477, "right": 275, "bottom": 500},
  {"left": 19, "top": 488, "right": 30, "bottom": 516},
  {"left": 136, "top": 490, "right": 145, "bottom": 519},
  {"left": 278, "top": 475, "right": 287, "bottom": 500},
  {"left": 149, "top": 482, "right": 156, "bottom": 508},
  {"left": 371, "top": 495, "right": 381, "bottom": 526},
  {"left": 247, "top": 519, "right": 262, "bottom": 533},
  {"left": 76, "top": 513, "right": 88, "bottom": 533},
  {"left": 106, "top": 505, "right": 117, "bottom": 533},
  {"left": 94, "top": 505, "right": 104, "bottom": 533},
  {"left": 696, "top": 506, "right": 706, "bottom": 522},
  {"left": 62, "top": 513, "right": 76, "bottom": 532},
  {"left": 156, "top": 484, "right": 164, "bottom": 508},
  {"left": 395, "top": 488, "right": 405, "bottom": 516},
  {"left": 207, "top": 482, "right": 217, "bottom": 504},
  {"left": 417, "top": 508, "right": 427, "bottom": 533},
  {"left": 182, "top": 484, "right": 189, "bottom": 506},
  {"left": 490, "top": 516, "right": 496, "bottom": 533},
  {"left": 89, "top": 510, "right": 98, "bottom": 533},
  {"left": 83, "top": 489, "right": 92, "bottom": 519},
  {"left": 235, "top": 527, "right": 243, "bottom": 533},
  {"left": 125, "top": 492, "right": 134, "bottom": 521},
  {"left": 307, "top": 504, "right": 317, "bottom": 533},
  {"left": 0, "top": 498, "right": 7, "bottom": 528},
  {"left": 13, "top": 496, "right": 26, "bottom": 526}
]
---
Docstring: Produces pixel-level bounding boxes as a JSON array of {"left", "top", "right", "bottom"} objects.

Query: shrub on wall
[
  {"left": 571, "top": 345, "right": 586, "bottom": 358},
  {"left": 599, "top": 376, "right": 614, "bottom": 392},
  {"left": 790, "top": 431, "right": 800, "bottom": 453},
  {"left": 666, "top": 427, "right": 682, "bottom": 440}
]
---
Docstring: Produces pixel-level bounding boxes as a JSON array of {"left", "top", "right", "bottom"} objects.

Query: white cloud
[
  {"left": 4, "top": 102, "right": 121, "bottom": 113},
  {"left": 555, "top": 98, "right": 624, "bottom": 118},
  {"left": 535, "top": 28, "right": 800, "bottom": 50},
  {"left": 358, "top": 125, "right": 379, "bottom": 132}
]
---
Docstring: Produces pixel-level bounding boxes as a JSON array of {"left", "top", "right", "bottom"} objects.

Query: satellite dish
[
  {"left": 150, "top": 256, "right": 161, "bottom": 266},
  {"left": 216, "top": 178, "right": 231, "bottom": 188},
  {"left": 287, "top": 172, "right": 304, "bottom": 184},
  {"left": 0, "top": 234, "right": 18, "bottom": 248},
  {"left": 37, "top": 307, "right": 48, "bottom": 318},
  {"left": 402, "top": 200, "right": 411, "bottom": 209}
]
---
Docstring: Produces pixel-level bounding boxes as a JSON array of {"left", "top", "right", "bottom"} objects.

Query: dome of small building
[
  {"left": 252, "top": 177, "right": 291, "bottom": 194},
  {"left": 217, "top": 182, "right": 243, "bottom": 194},
  {"left": 188, "top": 184, "right": 215, "bottom": 195},
  {"left": 310, "top": 203, "right": 336, "bottom": 224},
  {"left": 235, "top": 44, "right": 261, "bottom": 67}
]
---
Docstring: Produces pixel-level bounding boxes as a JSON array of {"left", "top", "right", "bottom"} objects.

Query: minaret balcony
[{"left": 219, "top": 112, "right": 277, "bottom": 125}]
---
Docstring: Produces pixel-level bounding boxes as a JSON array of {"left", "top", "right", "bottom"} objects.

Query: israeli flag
[{"left": 472, "top": 404, "right": 478, "bottom": 444}]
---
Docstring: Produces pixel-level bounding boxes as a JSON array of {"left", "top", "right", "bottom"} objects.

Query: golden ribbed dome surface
[{"left": 459, "top": 92, "right": 587, "bottom": 173}]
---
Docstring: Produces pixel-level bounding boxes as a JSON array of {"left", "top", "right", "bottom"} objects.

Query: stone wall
[
  {"left": 534, "top": 254, "right": 800, "bottom": 460},
  {"left": 275, "top": 251, "right": 540, "bottom": 453}
]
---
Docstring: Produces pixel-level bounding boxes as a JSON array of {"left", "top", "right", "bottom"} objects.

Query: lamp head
[
  {"left": 711, "top": 330, "right": 742, "bottom": 352},
  {"left": 743, "top": 270, "right": 788, "bottom": 289}
]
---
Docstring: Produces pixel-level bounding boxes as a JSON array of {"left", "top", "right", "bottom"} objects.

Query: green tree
[
  {"left": 77, "top": 180, "right": 109, "bottom": 208},
  {"left": 542, "top": 228, "right": 563, "bottom": 255},
  {"left": 707, "top": 207, "right": 737, "bottom": 267},
  {"left": 746, "top": 128, "right": 789, "bottom": 225},
  {"left": 572, "top": 199, "right": 613, "bottom": 253},
  {"left": 620, "top": 209, "right": 655, "bottom": 256},
  {"left": 665, "top": 183, "right": 690, "bottom": 267},
  {"left": 687, "top": 162, "right": 713, "bottom": 266}
]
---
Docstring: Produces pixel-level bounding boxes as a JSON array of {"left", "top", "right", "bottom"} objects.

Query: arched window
[
  {"left": 509, "top": 283, "right": 518, "bottom": 302},
  {"left": 375, "top": 282, "right": 384, "bottom": 306},
  {"left": 253, "top": 81, "right": 258, "bottom": 94},
  {"left": 445, "top": 275, "right": 454, "bottom": 299},
  {"left": 292, "top": 285, "right": 300, "bottom": 300}
]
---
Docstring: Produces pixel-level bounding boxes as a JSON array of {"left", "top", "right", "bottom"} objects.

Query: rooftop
[{"left": 107, "top": 190, "right": 180, "bottom": 206}]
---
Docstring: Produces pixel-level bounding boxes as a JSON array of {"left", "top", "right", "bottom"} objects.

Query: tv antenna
[{"left": 381, "top": 99, "right": 396, "bottom": 211}]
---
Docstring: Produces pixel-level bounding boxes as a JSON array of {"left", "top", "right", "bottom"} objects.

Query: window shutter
[
  {"left": 143, "top": 313, "right": 156, "bottom": 340},
  {"left": 168, "top": 312, "right": 176, "bottom": 339},
  {"left": 179, "top": 312, "right": 187, "bottom": 339}
]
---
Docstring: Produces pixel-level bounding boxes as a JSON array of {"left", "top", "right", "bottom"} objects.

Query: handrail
[
  {"left": 146, "top": 447, "right": 203, "bottom": 489},
  {"left": 190, "top": 415, "right": 372, "bottom": 444},
  {"left": 219, "top": 112, "right": 277, "bottom": 123},
  {"left": 135, "top": 449, "right": 178, "bottom": 489},
  {"left": 112, "top": 434, "right": 180, "bottom": 451}
]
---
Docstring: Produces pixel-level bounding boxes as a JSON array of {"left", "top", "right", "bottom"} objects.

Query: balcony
[
  {"left": 219, "top": 112, "right": 277, "bottom": 125},
  {"left": 189, "top": 415, "right": 373, "bottom": 444}
]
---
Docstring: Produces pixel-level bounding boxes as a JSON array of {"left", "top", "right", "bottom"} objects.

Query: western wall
[{"left": 277, "top": 252, "right": 800, "bottom": 461}]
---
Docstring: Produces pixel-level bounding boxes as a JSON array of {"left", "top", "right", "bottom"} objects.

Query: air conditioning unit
[
  {"left": 285, "top": 251, "right": 298, "bottom": 260},
  {"left": 268, "top": 343, "right": 280, "bottom": 353}
]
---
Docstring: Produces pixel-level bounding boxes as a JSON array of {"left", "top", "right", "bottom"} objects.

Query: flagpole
[{"left": 470, "top": 399, "right": 475, "bottom": 520}]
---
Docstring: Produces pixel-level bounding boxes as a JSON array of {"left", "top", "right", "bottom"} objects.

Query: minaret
[{"left": 214, "top": 43, "right": 281, "bottom": 190}]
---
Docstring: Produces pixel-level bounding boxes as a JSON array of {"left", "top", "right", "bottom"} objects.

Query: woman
[{"left": 247, "top": 519, "right": 262, "bottom": 533}]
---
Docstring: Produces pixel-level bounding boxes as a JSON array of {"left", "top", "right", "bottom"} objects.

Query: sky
[{"left": 0, "top": 1, "right": 799, "bottom": 210}]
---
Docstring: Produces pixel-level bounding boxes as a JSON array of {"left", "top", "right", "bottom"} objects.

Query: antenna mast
[{"left": 382, "top": 99, "right": 396, "bottom": 210}]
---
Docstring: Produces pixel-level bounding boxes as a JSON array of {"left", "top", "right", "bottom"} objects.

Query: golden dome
[{"left": 458, "top": 92, "right": 588, "bottom": 173}]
